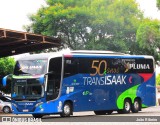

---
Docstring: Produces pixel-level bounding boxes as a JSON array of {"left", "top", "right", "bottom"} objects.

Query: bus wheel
[
  {"left": 106, "top": 110, "right": 113, "bottom": 115},
  {"left": 117, "top": 99, "right": 131, "bottom": 114},
  {"left": 94, "top": 111, "right": 106, "bottom": 115},
  {"left": 60, "top": 102, "right": 72, "bottom": 117},
  {"left": 32, "top": 114, "right": 44, "bottom": 118},
  {"left": 131, "top": 99, "right": 140, "bottom": 113}
]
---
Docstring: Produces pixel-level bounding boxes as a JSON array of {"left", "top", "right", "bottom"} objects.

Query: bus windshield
[
  {"left": 12, "top": 79, "right": 44, "bottom": 100},
  {"left": 14, "top": 60, "right": 48, "bottom": 75}
]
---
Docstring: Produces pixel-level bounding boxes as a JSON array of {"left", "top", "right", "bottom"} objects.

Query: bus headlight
[
  {"left": 40, "top": 108, "right": 44, "bottom": 112},
  {"left": 35, "top": 102, "right": 43, "bottom": 108}
]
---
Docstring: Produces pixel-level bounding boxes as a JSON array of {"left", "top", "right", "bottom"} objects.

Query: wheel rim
[
  {"left": 4, "top": 107, "right": 10, "bottom": 113},
  {"left": 125, "top": 102, "right": 130, "bottom": 111},
  {"left": 64, "top": 104, "right": 70, "bottom": 115},
  {"left": 134, "top": 101, "right": 139, "bottom": 110}
]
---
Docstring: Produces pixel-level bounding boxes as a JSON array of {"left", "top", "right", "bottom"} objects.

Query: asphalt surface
[
  {"left": 1, "top": 106, "right": 160, "bottom": 123},
  {"left": 41, "top": 106, "right": 160, "bottom": 122}
]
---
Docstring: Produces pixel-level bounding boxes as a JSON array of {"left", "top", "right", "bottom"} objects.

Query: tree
[
  {"left": 157, "top": 0, "right": 160, "bottom": 10},
  {"left": 25, "top": 0, "right": 143, "bottom": 53},
  {"left": 86, "top": 0, "right": 143, "bottom": 53},
  {"left": 136, "top": 19, "right": 160, "bottom": 61},
  {"left": 26, "top": 0, "right": 92, "bottom": 49},
  {"left": 0, "top": 57, "right": 15, "bottom": 94},
  {"left": 156, "top": 74, "right": 160, "bottom": 85}
]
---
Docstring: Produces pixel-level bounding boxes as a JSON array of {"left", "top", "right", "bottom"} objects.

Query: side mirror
[
  {"left": 39, "top": 71, "right": 54, "bottom": 84},
  {"left": 45, "top": 71, "right": 54, "bottom": 75},
  {"left": 2, "top": 74, "right": 12, "bottom": 87},
  {"left": 2, "top": 76, "right": 8, "bottom": 87},
  {"left": 39, "top": 75, "right": 45, "bottom": 84}
]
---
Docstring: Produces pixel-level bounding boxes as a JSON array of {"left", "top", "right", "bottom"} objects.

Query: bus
[{"left": 2, "top": 50, "right": 156, "bottom": 118}]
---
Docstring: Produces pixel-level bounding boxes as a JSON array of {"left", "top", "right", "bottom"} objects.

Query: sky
[
  {"left": 0, "top": 0, "right": 159, "bottom": 31},
  {"left": 136, "top": 0, "right": 160, "bottom": 19},
  {"left": 0, "top": 0, "right": 46, "bottom": 31}
]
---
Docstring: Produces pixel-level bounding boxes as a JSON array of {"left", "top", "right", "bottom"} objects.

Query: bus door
[{"left": 46, "top": 57, "right": 62, "bottom": 101}]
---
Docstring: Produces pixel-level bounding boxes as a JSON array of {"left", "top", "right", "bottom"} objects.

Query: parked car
[{"left": 0, "top": 96, "right": 12, "bottom": 113}]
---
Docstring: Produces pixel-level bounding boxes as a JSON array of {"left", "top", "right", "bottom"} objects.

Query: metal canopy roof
[{"left": 0, "top": 28, "right": 62, "bottom": 58}]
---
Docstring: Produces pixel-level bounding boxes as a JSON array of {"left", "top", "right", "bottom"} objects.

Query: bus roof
[
  {"left": 70, "top": 50, "right": 126, "bottom": 55},
  {"left": 67, "top": 50, "right": 154, "bottom": 59},
  {"left": 17, "top": 50, "right": 154, "bottom": 60}
]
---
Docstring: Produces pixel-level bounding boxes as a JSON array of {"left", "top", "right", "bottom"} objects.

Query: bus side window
[
  {"left": 64, "top": 58, "right": 79, "bottom": 77},
  {"left": 78, "top": 58, "right": 94, "bottom": 74}
]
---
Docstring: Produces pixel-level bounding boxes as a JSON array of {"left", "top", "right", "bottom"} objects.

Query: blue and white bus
[{"left": 2, "top": 50, "right": 156, "bottom": 118}]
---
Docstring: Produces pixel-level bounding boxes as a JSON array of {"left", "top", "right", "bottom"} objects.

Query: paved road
[
  {"left": 1, "top": 106, "right": 160, "bottom": 123},
  {"left": 41, "top": 106, "right": 160, "bottom": 122}
]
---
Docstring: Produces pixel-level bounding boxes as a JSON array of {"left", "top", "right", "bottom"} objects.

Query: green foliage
[
  {"left": 86, "top": 0, "right": 143, "bottom": 52},
  {"left": 26, "top": 0, "right": 160, "bottom": 61},
  {"left": 25, "top": 0, "right": 143, "bottom": 53},
  {"left": 0, "top": 57, "right": 15, "bottom": 94},
  {"left": 156, "top": 74, "right": 160, "bottom": 85},
  {"left": 136, "top": 19, "right": 160, "bottom": 61},
  {"left": 27, "top": 0, "right": 91, "bottom": 49},
  {"left": 0, "top": 57, "right": 15, "bottom": 75},
  {"left": 157, "top": 0, "right": 160, "bottom": 10}
]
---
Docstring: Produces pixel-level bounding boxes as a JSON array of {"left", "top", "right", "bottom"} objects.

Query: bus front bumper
[{"left": 12, "top": 101, "right": 63, "bottom": 114}]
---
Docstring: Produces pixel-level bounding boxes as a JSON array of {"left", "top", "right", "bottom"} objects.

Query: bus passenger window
[{"left": 64, "top": 58, "right": 78, "bottom": 77}]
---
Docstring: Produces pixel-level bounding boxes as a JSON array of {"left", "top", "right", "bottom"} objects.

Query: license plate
[{"left": 23, "top": 109, "right": 28, "bottom": 112}]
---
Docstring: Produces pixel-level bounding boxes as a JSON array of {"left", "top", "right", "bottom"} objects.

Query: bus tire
[
  {"left": 117, "top": 109, "right": 123, "bottom": 114},
  {"left": 106, "top": 110, "right": 113, "bottom": 115},
  {"left": 32, "top": 114, "right": 44, "bottom": 118},
  {"left": 60, "top": 102, "right": 72, "bottom": 117},
  {"left": 117, "top": 99, "right": 131, "bottom": 114},
  {"left": 94, "top": 111, "right": 106, "bottom": 115},
  {"left": 131, "top": 99, "right": 140, "bottom": 113}
]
